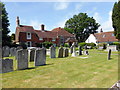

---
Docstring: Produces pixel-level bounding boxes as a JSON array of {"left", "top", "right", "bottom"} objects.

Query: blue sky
[{"left": 3, "top": 2, "right": 116, "bottom": 35}]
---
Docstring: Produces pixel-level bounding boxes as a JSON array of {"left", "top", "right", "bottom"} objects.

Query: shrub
[
  {"left": 64, "top": 43, "right": 69, "bottom": 47},
  {"left": 35, "top": 43, "right": 43, "bottom": 48},
  {"left": 97, "top": 43, "right": 107, "bottom": 49},
  {"left": 43, "top": 41, "right": 53, "bottom": 49},
  {"left": 78, "top": 42, "right": 86, "bottom": 47},
  {"left": 20, "top": 42, "right": 27, "bottom": 49}
]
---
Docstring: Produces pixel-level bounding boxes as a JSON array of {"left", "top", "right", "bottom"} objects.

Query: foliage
[
  {"left": 11, "top": 33, "right": 15, "bottom": 40},
  {"left": 20, "top": 42, "right": 27, "bottom": 49},
  {"left": 112, "top": 1, "right": 120, "bottom": 40},
  {"left": 64, "top": 13, "right": 100, "bottom": 42},
  {"left": 64, "top": 43, "right": 69, "bottom": 47},
  {"left": 78, "top": 42, "right": 86, "bottom": 47},
  {"left": 86, "top": 43, "right": 96, "bottom": 49},
  {"left": 42, "top": 41, "right": 53, "bottom": 49},
  {"left": 35, "top": 43, "right": 43, "bottom": 48},
  {"left": 0, "top": 2, "right": 11, "bottom": 46}
]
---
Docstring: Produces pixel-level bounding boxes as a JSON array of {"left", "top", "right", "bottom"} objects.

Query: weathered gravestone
[
  {"left": 108, "top": 49, "right": 111, "bottom": 60},
  {"left": 30, "top": 49, "right": 35, "bottom": 62},
  {"left": 50, "top": 45, "right": 56, "bottom": 58},
  {"left": 2, "top": 46, "right": 10, "bottom": 57},
  {"left": 15, "top": 47, "right": 23, "bottom": 60},
  {"left": 70, "top": 45, "right": 73, "bottom": 54},
  {"left": 72, "top": 46, "right": 77, "bottom": 57},
  {"left": 17, "top": 49, "right": 28, "bottom": 70},
  {"left": 34, "top": 48, "right": 46, "bottom": 66},
  {"left": 64, "top": 48, "right": 69, "bottom": 57},
  {"left": 78, "top": 46, "right": 82, "bottom": 55},
  {"left": 58, "top": 47, "right": 64, "bottom": 58},
  {"left": 10, "top": 47, "right": 17, "bottom": 56},
  {"left": 0, "top": 59, "right": 13, "bottom": 73}
]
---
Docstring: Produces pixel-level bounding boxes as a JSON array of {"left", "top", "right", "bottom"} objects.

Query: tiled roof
[
  {"left": 94, "top": 31, "right": 118, "bottom": 42},
  {"left": 52, "top": 27, "right": 74, "bottom": 37},
  {"left": 65, "top": 37, "right": 77, "bottom": 43}
]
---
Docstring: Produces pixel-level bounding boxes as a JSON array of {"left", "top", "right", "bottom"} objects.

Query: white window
[
  {"left": 39, "top": 38, "right": 43, "bottom": 40},
  {"left": 52, "top": 38, "right": 56, "bottom": 41},
  {"left": 27, "top": 32, "right": 31, "bottom": 39},
  {"left": 27, "top": 41, "right": 31, "bottom": 47}
]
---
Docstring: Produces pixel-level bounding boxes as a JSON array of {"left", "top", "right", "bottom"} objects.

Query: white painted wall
[{"left": 85, "top": 34, "right": 97, "bottom": 44}]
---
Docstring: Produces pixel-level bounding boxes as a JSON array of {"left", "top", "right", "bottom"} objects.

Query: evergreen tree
[
  {"left": 64, "top": 13, "right": 100, "bottom": 42},
  {"left": 0, "top": 2, "right": 11, "bottom": 46},
  {"left": 112, "top": 1, "right": 120, "bottom": 40}
]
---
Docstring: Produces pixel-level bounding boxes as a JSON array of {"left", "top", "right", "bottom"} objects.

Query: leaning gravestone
[
  {"left": 58, "top": 47, "right": 64, "bottom": 58},
  {"left": 78, "top": 46, "right": 82, "bottom": 55},
  {"left": 34, "top": 48, "right": 46, "bottom": 66},
  {"left": 64, "top": 48, "right": 69, "bottom": 57},
  {"left": 2, "top": 46, "right": 10, "bottom": 57},
  {"left": 50, "top": 45, "right": 56, "bottom": 58},
  {"left": 17, "top": 49, "right": 28, "bottom": 70},
  {"left": 108, "top": 49, "right": 111, "bottom": 60},
  {"left": 0, "top": 59, "right": 13, "bottom": 73},
  {"left": 30, "top": 49, "right": 35, "bottom": 62}
]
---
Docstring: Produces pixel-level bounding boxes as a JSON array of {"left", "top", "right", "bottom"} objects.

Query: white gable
[{"left": 85, "top": 34, "right": 97, "bottom": 44}]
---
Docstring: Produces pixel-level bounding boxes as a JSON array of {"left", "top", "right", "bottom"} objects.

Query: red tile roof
[
  {"left": 94, "top": 31, "right": 118, "bottom": 42},
  {"left": 52, "top": 27, "right": 74, "bottom": 37}
]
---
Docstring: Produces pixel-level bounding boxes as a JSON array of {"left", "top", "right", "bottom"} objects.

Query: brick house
[
  {"left": 85, "top": 29, "right": 119, "bottom": 45},
  {"left": 15, "top": 17, "right": 76, "bottom": 47}
]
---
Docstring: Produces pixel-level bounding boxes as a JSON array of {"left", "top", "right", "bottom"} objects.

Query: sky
[{"left": 3, "top": 1, "right": 117, "bottom": 35}]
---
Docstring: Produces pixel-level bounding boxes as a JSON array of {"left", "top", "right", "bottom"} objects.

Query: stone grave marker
[
  {"left": 108, "top": 49, "right": 111, "bottom": 60},
  {"left": 64, "top": 48, "right": 69, "bottom": 57},
  {"left": 17, "top": 49, "right": 28, "bottom": 70},
  {"left": 34, "top": 48, "right": 46, "bottom": 66},
  {"left": 84, "top": 50, "right": 89, "bottom": 55},
  {"left": 58, "top": 47, "right": 64, "bottom": 58},
  {"left": 30, "top": 49, "right": 35, "bottom": 62},
  {"left": 2, "top": 46, "right": 10, "bottom": 57},
  {"left": 0, "top": 59, "right": 13, "bottom": 73},
  {"left": 10, "top": 47, "right": 16, "bottom": 56},
  {"left": 70, "top": 45, "right": 73, "bottom": 54},
  {"left": 50, "top": 45, "right": 56, "bottom": 58},
  {"left": 78, "top": 46, "right": 82, "bottom": 55},
  {"left": 72, "top": 46, "right": 77, "bottom": 57}
]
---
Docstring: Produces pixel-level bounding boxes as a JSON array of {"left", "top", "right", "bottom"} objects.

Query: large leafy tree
[
  {"left": 0, "top": 2, "right": 11, "bottom": 46},
  {"left": 64, "top": 13, "right": 100, "bottom": 42},
  {"left": 112, "top": 1, "right": 120, "bottom": 40}
]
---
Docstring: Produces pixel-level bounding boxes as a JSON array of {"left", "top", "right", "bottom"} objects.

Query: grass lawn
[{"left": 2, "top": 49, "right": 118, "bottom": 88}]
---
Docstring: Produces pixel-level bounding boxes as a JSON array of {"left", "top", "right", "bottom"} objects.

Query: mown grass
[{"left": 2, "top": 49, "right": 118, "bottom": 88}]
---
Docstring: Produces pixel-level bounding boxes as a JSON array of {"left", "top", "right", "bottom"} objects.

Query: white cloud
[
  {"left": 93, "top": 12, "right": 102, "bottom": 23},
  {"left": 54, "top": 2, "right": 69, "bottom": 10},
  {"left": 75, "top": 3, "right": 82, "bottom": 11}
]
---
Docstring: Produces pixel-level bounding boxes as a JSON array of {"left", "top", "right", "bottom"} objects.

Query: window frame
[{"left": 27, "top": 32, "right": 31, "bottom": 39}]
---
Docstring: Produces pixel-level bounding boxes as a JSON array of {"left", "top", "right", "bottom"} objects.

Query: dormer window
[
  {"left": 39, "top": 38, "right": 43, "bottom": 40},
  {"left": 112, "top": 33, "right": 114, "bottom": 36},
  {"left": 52, "top": 38, "right": 56, "bottom": 41},
  {"left": 27, "top": 32, "right": 31, "bottom": 39}
]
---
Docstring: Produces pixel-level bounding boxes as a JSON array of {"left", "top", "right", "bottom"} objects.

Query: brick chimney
[
  {"left": 100, "top": 28, "right": 103, "bottom": 33},
  {"left": 16, "top": 16, "right": 20, "bottom": 27},
  {"left": 41, "top": 24, "right": 45, "bottom": 31}
]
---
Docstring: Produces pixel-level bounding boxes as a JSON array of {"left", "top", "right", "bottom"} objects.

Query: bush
[
  {"left": 97, "top": 43, "right": 107, "bottom": 49},
  {"left": 43, "top": 41, "right": 53, "bottom": 49},
  {"left": 20, "top": 42, "right": 27, "bottom": 49},
  {"left": 35, "top": 43, "right": 43, "bottom": 48},
  {"left": 64, "top": 43, "right": 69, "bottom": 47},
  {"left": 78, "top": 42, "right": 86, "bottom": 47},
  {"left": 78, "top": 42, "right": 96, "bottom": 49}
]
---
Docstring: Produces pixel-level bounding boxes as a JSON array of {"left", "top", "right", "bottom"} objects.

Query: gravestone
[
  {"left": 78, "top": 46, "right": 82, "bottom": 55},
  {"left": 84, "top": 50, "right": 89, "bottom": 55},
  {"left": 34, "top": 48, "right": 46, "bottom": 66},
  {"left": 64, "top": 48, "right": 69, "bottom": 57},
  {"left": 30, "top": 49, "right": 35, "bottom": 62},
  {"left": 2, "top": 46, "right": 10, "bottom": 57},
  {"left": 70, "top": 45, "right": 74, "bottom": 54},
  {"left": 10, "top": 47, "right": 16, "bottom": 56},
  {"left": 84, "top": 45, "right": 87, "bottom": 50},
  {"left": 17, "top": 49, "right": 28, "bottom": 70},
  {"left": 108, "top": 49, "right": 111, "bottom": 60},
  {"left": 0, "top": 59, "right": 13, "bottom": 73},
  {"left": 72, "top": 46, "right": 77, "bottom": 57},
  {"left": 50, "top": 45, "right": 56, "bottom": 58},
  {"left": 58, "top": 47, "right": 64, "bottom": 58}
]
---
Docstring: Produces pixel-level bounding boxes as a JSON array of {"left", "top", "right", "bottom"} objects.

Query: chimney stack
[
  {"left": 41, "top": 24, "right": 45, "bottom": 31},
  {"left": 100, "top": 28, "right": 103, "bottom": 33},
  {"left": 16, "top": 16, "right": 20, "bottom": 27}
]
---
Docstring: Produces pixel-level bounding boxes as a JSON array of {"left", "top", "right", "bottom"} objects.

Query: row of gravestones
[{"left": 0, "top": 47, "right": 46, "bottom": 73}]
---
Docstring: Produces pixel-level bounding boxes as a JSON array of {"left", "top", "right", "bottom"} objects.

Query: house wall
[{"left": 85, "top": 34, "right": 97, "bottom": 44}]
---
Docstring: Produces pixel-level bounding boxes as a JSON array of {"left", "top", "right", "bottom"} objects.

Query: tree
[
  {"left": 0, "top": 2, "right": 11, "bottom": 46},
  {"left": 64, "top": 13, "right": 100, "bottom": 42},
  {"left": 112, "top": 1, "right": 120, "bottom": 40},
  {"left": 11, "top": 33, "right": 15, "bottom": 41}
]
